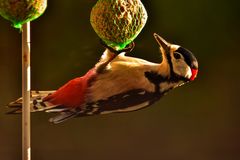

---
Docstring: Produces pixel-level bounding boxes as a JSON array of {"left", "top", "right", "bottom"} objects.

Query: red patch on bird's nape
[
  {"left": 190, "top": 69, "right": 198, "bottom": 81},
  {"left": 44, "top": 69, "right": 97, "bottom": 108}
]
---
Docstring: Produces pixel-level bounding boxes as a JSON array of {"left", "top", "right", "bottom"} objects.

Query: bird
[{"left": 7, "top": 33, "right": 198, "bottom": 124}]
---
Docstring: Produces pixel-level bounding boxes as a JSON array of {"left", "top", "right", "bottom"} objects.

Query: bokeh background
[{"left": 0, "top": 0, "right": 240, "bottom": 160}]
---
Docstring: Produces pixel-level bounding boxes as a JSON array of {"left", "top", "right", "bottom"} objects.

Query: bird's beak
[{"left": 153, "top": 33, "right": 170, "bottom": 53}]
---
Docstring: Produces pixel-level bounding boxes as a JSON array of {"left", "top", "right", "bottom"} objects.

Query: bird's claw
[{"left": 100, "top": 39, "right": 135, "bottom": 54}]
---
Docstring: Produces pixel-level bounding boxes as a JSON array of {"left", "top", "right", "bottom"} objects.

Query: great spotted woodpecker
[{"left": 8, "top": 33, "right": 198, "bottom": 124}]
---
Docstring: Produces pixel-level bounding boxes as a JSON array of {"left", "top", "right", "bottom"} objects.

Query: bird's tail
[
  {"left": 7, "top": 90, "right": 82, "bottom": 124},
  {"left": 7, "top": 90, "right": 58, "bottom": 114}
]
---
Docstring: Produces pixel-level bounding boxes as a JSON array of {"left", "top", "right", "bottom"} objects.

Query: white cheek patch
[
  {"left": 185, "top": 66, "right": 192, "bottom": 79},
  {"left": 172, "top": 58, "right": 192, "bottom": 79}
]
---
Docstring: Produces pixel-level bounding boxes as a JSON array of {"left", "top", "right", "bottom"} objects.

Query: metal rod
[{"left": 22, "top": 22, "right": 31, "bottom": 160}]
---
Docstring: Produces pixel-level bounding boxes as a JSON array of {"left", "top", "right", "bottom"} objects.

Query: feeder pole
[{"left": 22, "top": 22, "right": 31, "bottom": 160}]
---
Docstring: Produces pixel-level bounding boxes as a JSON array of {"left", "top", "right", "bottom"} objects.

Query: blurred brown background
[{"left": 0, "top": 0, "right": 240, "bottom": 160}]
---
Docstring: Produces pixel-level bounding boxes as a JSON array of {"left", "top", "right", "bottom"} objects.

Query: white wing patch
[{"left": 100, "top": 101, "right": 150, "bottom": 115}]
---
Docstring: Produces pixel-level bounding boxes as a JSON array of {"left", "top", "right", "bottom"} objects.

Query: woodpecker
[{"left": 8, "top": 33, "right": 198, "bottom": 124}]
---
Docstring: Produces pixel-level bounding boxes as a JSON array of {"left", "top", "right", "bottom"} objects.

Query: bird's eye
[{"left": 174, "top": 52, "right": 181, "bottom": 59}]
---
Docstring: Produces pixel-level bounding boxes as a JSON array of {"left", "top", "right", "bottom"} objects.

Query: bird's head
[{"left": 154, "top": 33, "right": 198, "bottom": 82}]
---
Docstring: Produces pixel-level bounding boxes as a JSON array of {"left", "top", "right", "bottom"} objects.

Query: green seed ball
[
  {"left": 0, "top": 0, "right": 47, "bottom": 29},
  {"left": 90, "top": 0, "right": 148, "bottom": 51}
]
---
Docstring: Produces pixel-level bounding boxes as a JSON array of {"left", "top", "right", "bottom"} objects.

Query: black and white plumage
[{"left": 8, "top": 33, "right": 198, "bottom": 124}]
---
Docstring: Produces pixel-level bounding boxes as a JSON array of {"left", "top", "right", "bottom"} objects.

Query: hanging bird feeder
[
  {"left": 0, "top": 0, "right": 47, "bottom": 160},
  {"left": 0, "top": 0, "right": 47, "bottom": 28},
  {"left": 90, "top": 0, "right": 148, "bottom": 51}
]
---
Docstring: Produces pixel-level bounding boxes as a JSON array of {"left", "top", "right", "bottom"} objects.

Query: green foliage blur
[{"left": 0, "top": 0, "right": 239, "bottom": 160}]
